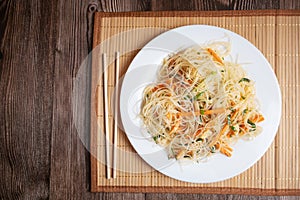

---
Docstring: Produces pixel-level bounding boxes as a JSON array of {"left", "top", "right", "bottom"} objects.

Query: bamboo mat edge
[
  {"left": 91, "top": 14, "right": 100, "bottom": 193},
  {"left": 91, "top": 185, "right": 300, "bottom": 195},
  {"left": 94, "top": 9, "right": 300, "bottom": 18},
  {"left": 90, "top": 10, "right": 300, "bottom": 195}
]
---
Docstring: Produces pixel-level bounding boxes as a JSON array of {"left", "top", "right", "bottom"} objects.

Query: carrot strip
[
  {"left": 226, "top": 131, "right": 235, "bottom": 138},
  {"left": 204, "top": 108, "right": 226, "bottom": 115},
  {"left": 250, "top": 114, "right": 264, "bottom": 123},
  {"left": 151, "top": 84, "right": 165, "bottom": 92},
  {"left": 214, "top": 142, "right": 220, "bottom": 150},
  {"left": 207, "top": 48, "right": 224, "bottom": 65},
  {"left": 224, "top": 145, "right": 233, "bottom": 152},
  {"left": 169, "top": 120, "right": 180, "bottom": 135},
  {"left": 176, "top": 150, "right": 185, "bottom": 160},
  {"left": 194, "top": 129, "right": 203, "bottom": 138},
  {"left": 231, "top": 110, "right": 239, "bottom": 119},
  {"left": 220, "top": 124, "right": 229, "bottom": 136},
  {"left": 220, "top": 146, "right": 232, "bottom": 157}
]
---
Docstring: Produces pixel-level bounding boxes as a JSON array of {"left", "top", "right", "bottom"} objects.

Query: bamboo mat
[{"left": 90, "top": 10, "right": 300, "bottom": 195}]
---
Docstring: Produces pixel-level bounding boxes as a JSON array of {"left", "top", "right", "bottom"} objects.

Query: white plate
[{"left": 120, "top": 25, "right": 281, "bottom": 183}]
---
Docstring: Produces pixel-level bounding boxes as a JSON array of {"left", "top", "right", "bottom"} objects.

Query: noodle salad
[{"left": 140, "top": 40, "right": 264, "bottom": 162}]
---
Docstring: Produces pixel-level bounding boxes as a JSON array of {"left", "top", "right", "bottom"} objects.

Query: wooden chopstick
[
  {"left": 102, "top": 53, "right": 111, "bottom": 179},
  {"left": 112, "top": 52, "right": 119, "bottom": 178}
]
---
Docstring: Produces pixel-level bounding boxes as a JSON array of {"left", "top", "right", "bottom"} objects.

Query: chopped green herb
[
  {"left": 210, "top": 146, "right": 216, "bottom": 153},
  {"left": 229, "top": 107, "right": 236, "bottom": 112},
  {"left": 199, "top": 116, "right": 202, "bottom": 122},
  {"left": 200, "top": 109, "right": 205, "bottom": 115},
  {"left": 196, "top": 138, "right": 203, "bottom": 142},
  {"left": 221, "top": 70, "right": 225, "bottom": 72},
  {"left": 184, "top": 155, "right": 190, "bottom": 158},
  {"left": 239, "top": 77, "right": 251, "bottom": 83},
  {"left": 227, "top": 114, "right": 231, "bottom": 125},
  {"left": 194, "top": 91, "right": 204, "bottom": 100},
  {"left": 247, "top": 119, "right": 256, "bottom": 129},
  {"left": 153, "top": 135, "right": 159, "bottom": 142},
  {"left": 230, "top": 125, "right": 237, "bottom": 131},
  {"left": 243, "top": 108, "right": 248, "bottom": 114},
  {"left": 241, "top": 95, "right": 246, "bottom": 99}
]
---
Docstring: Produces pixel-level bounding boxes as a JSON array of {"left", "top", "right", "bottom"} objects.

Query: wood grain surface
[{"left": 0, "top": 0, "right": 299, "bottom": 199}]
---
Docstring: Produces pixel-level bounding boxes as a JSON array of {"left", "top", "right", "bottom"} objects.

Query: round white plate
[{"left": 120, "top": 25, "right": 281, "bottom": 183}]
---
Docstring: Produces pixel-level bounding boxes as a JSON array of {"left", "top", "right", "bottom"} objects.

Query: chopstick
[
  {"left": 102, "top": 52, "right": 120, "bottom": 179},
  {"left": 102, "top": 53, "right": 111, "bottom": 179},
  {"left": 112, "top": 52, "right": 119, "bottom": 178}
]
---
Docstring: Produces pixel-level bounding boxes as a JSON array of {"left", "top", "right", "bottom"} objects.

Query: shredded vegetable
[{"left": 140, "top": 40, "right": 264, "bottom": 162}]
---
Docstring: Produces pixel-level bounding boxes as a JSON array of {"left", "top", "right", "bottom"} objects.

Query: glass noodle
[{"left": 141, "top": 40, "right": 264, "bottom": 162}]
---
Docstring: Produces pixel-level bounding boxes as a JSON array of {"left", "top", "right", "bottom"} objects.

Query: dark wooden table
[{"left": 1, "top": 0, "right": 299, "bottom": 199}]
